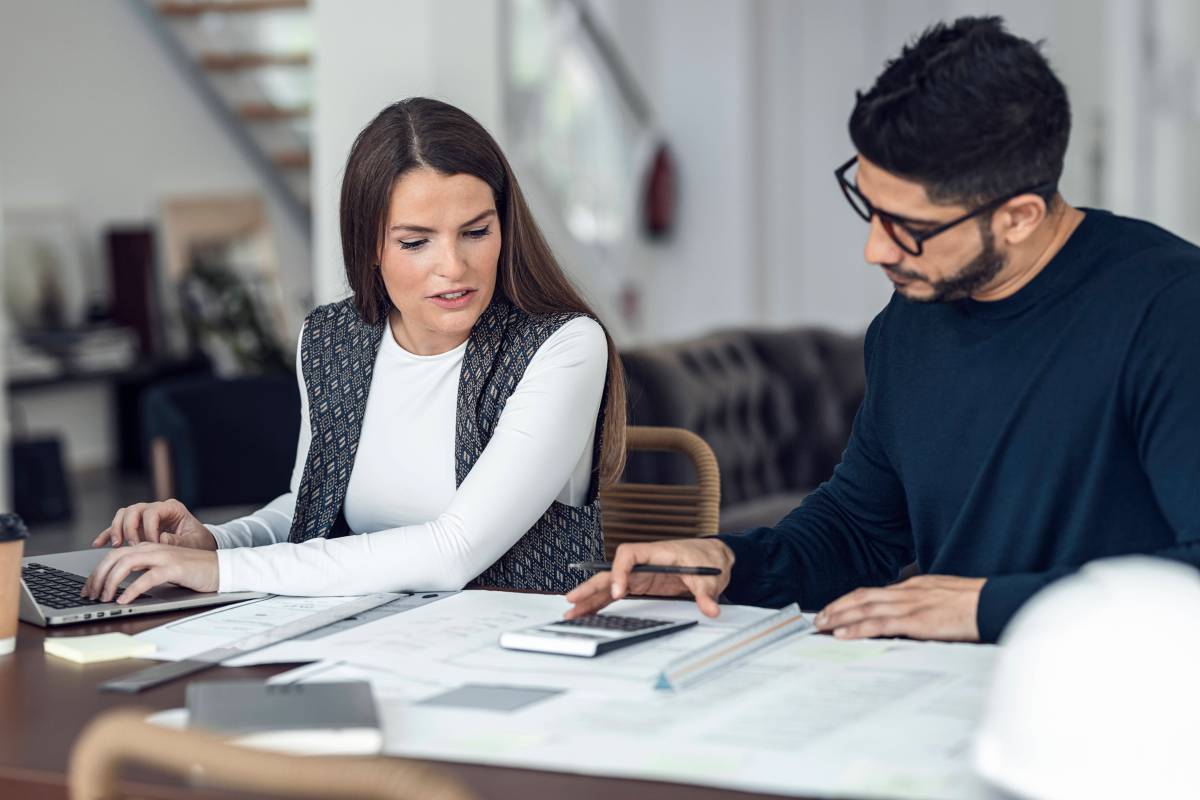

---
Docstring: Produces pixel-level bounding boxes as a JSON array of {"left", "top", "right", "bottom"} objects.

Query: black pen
[{"left": 569, "top": 560, "right": 722, "bottom": 576}]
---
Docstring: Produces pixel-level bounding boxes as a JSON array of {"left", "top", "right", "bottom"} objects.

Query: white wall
[
  {"left": 644, "top": 0, "right": 764, "bottom": 340},
  {"left": 1145, "top": 0, "right": 1200, "bottom": 245},
  {"left": 587, "top": 0, "right": 764, "bottom": 343},
  {"left": 0, "top": 0, "right": 313, "bottom": 470},
  {"left": 309, "top": 0, "right": 1165, "bottom": 343},
  {"left": 311, "top": 0, "right": 637, "bottom": 339},
  {"left": 593, "top": 0, "right": 1124, "bottom": 338},
  {"left": 311, "top": 0, "right": 503, "bottom": 307},
  {"left": 0, "top": 184, "right": 9, "bottom": 510},
  {"left": 0, "top": 0, "right": 311, "bottom": 316},
  {"left": 758, "top": 0, "right": 896, "bottom": 332},
  {"left": 595, "top": 0, "right": 916, "bottom": 337}
]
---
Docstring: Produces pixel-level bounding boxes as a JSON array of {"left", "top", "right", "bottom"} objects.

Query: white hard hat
[{"left": 972, "top": 556, "right": 1200, "bottom": 800}]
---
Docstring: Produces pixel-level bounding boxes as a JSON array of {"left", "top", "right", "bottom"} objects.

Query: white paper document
[
  {"left": 133, "top": 593, "right": 443, "bottom": 663},
  {"left": 305, "top": 590, "right": 785, "bottom": 693},
  {"left": 135, "top": 595, "right": 351, "bottom": 661},
  {"left": 269, "top": 591, "right": 999, "bottom": 799},
  {"left": 221, "top": 591, "right": 457, "bottom": 666}
]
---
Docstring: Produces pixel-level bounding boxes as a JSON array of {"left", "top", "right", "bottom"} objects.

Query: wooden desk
[{"left": 1, "top": 614, "right": 796, "bottom": 800}]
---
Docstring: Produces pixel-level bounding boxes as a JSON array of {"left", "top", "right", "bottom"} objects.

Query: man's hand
[
  {"left": 93, "top": 499, "right": 215, "bottom": 550},
  {"left": 814, "top": 574, "right": 986, "bottom": 642},
  {"left": 81, "top": 543, "right": 219, "bottom": 604},
  {"left": 564, "top": 538, "right": 735, "bottom": 619}
]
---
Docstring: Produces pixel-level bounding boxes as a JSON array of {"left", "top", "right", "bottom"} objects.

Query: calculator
[{"left": 499, "top": 614, "right": 698, "bottom": 657}]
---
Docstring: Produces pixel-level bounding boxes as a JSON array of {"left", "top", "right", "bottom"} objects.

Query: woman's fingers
[
  {"left": 128, "top": 506, "right": 145, "bottom": 544},
  {"left": 116, "top": 569, "right": 165, "bottom": 605},
  {"left": 142, "top": 506, "right": 164, "bottom": 542},
  {"left": 100, "top": 548, "right": 153, "bottom": 602},
  {"left": 117, "top": 503, "right": 152, "bottom": 545},
  {"left": 83, "top": 544, "right": 217, "bottom": 603},
  {"left": 108, "top": 508, "right": 127, "bottom": 547},
  {"left": 153, "top": 500, "right": 189, "bottom": 534},
  {"left": 83, "top": 543, "right": 153, "bottom": 601},
  {"left": 92, "top": 527, "right": 114, "bottom": 548},
  {"left": 82, "top": 548, "right": 122, "bottom": 599},
  {"left": 97, "top": 500, "right": 201, "bottom": 549}
]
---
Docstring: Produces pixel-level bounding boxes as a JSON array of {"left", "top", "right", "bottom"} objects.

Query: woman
[{"left": 82, "top": 98, "right": 626, "bottom": 604}]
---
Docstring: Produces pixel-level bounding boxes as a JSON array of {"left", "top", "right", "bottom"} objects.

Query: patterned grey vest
[{"left": 287, "top": 296, "right": 606, "bottom": 592}]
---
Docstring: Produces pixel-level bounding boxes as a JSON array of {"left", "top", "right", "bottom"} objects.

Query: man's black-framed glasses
[{"left": 835, "top": 156, "right": 1055, "bottom": 257}]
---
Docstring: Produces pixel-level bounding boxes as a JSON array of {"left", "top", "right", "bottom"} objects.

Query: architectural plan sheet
[
  {"left": 286, "top": 590, "right": 788, "bottom": 692},
  {"left": 267, "top": 591, "right": 1000, "bottom": 799},
  {"left": 133, "top": 592, "right": 454, "bottom": 664}
]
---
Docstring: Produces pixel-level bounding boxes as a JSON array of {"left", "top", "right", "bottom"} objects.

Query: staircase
[{"left": 130, "top": 0, "right": 313, "bottom": 234}]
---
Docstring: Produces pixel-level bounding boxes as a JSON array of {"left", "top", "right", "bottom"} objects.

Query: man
[{"left": 567, "top": 16, "right": 1200, "bottom": 643}]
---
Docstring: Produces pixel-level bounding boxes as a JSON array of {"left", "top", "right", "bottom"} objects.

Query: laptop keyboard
[{"left": 22, "top": 563, "right": 152, "bottom": 609}]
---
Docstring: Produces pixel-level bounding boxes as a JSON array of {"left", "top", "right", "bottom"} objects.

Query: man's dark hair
[{"left": 849, "top": 16, "right": 1070, "bottom": 207}]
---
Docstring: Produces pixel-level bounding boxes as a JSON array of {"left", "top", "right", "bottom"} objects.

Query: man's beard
[{"left": 889, "top": 224, "right": 1006, "bottom": 303}]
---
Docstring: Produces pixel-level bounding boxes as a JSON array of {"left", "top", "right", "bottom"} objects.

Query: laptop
[{"left": 19, "top": 548, "right": 267, "bottom": 627}]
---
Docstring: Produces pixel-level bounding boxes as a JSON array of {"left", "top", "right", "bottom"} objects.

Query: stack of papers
[
  {"left": 235, "top": 591, "right": 998, "bottom": 799},
  {"left": 138, "top": 590, "right": 999, "bottom": 797}
]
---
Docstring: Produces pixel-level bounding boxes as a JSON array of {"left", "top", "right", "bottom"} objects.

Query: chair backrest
[
  {"left": 142, "top": 374, "right": 300, "bottom": 509},
  {"left": 599, "top": 425, "right": 720, "bottom": 556},
  {"left": 69, "top": 708, "right": 476, "bottom": 800}
]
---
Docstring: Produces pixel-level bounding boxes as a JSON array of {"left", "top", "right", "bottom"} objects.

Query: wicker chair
[
  {"left": 69, "top": 709, "right": 476, "bottom": 800},
  {"left": 599, "top": 425, "right": 721, "bottom": 557}
]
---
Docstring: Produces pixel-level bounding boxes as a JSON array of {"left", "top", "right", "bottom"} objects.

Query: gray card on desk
[
  {"left": 418, "top": 683, "right": 562, "bottom": 712},
  {"left": 187, "top": 680, "right": 381, "bottom": 754}
]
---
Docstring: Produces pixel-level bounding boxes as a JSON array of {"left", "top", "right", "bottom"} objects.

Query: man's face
[{"left": 853, "top": 156, "right": 1005, "bottom": 303}]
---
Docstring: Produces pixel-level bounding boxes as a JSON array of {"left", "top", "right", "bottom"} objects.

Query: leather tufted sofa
[{"left": 619, "top": 328, "right": 866, "bottom": 533}]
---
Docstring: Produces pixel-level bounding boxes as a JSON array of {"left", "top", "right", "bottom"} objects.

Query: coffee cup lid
[{"left": 0, "top": 513, "right": 29, "bottom": 542}]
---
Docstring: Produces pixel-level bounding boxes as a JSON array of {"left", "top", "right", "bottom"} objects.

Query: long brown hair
[{"left": 339, "top": 97, "right": 626, "bottom": 486}]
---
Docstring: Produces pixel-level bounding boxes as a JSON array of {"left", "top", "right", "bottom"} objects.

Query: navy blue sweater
[{"left": 718, "top": 210, "right": 1200, "bottom": 642}]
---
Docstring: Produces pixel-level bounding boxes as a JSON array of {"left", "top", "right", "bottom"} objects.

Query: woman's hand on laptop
[
  {"left": 81, "top": 544, "right": 218, "bottom": 604},
  {"left": 93, "top": 499, "right": 216, "bottom": 550},
  {"left": 564, "top": 538, "right": 735, "bottom": 619}
]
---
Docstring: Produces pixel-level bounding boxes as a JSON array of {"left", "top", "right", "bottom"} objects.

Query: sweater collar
[{"left": 957, "top": 209, "right": 1101, "bottom": 320}]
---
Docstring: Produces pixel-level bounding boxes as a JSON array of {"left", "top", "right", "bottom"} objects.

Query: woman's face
[{"left": 378, "top": 167, "right": 500, "bottom": 355}]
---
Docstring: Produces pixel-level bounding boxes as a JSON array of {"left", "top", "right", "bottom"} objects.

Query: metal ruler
[
  {"left": 655, "top": 603, "right": 812, "bottom": 691},
  {"left": 100, "top": 592, "right": 404, "bottom": 694}
]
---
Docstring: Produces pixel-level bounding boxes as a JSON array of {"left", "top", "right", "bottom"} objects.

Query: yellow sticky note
[{"left": 44, "top": 633, "right": 157, "bottom": 664}]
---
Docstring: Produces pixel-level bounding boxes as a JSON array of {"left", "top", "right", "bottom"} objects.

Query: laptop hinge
[{"left": 18, "top": 581, "right": 48, "bottom": 627}]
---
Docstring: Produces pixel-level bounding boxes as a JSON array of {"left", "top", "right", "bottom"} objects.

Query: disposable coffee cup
[{"left": 0, "top": 513, "right": 29, "bottom": 656}]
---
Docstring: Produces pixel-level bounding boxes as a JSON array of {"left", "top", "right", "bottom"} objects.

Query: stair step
[
  {"left": 238, "top": 103, "right": 311, "bottom": 121},
  {"left": 157, "top": 0, "right": 308, "bottom": 16},
  {"left": 273, "top": 150, "right": 310, "bottom": 169},
  {"left": 199, "top": 52, "right": 311, "bottom": 70}
]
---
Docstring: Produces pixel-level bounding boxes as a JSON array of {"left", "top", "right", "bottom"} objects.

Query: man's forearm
[
  {"left": 978, "top": 540, "right": 1200, "bottom": 643},
  {"left": 717, "top": 488, "right": 913, "bottom": 610}
]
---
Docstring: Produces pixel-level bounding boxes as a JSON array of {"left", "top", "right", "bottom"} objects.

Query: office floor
[{"left": 22, "top": 469, "right": 254, "bottom": 557}]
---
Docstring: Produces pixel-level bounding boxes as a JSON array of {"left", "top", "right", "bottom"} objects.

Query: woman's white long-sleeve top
[{"left": 207, "top": 315, "right": 607, "bottom": 595}]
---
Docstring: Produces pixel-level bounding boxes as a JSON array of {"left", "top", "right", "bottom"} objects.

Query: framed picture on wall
[
  {"left": 1, "top": 206, "right": 91, "bottom": 332},
  {"left": 158, "top": 193, "right": 293, "bottom": 375}
]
